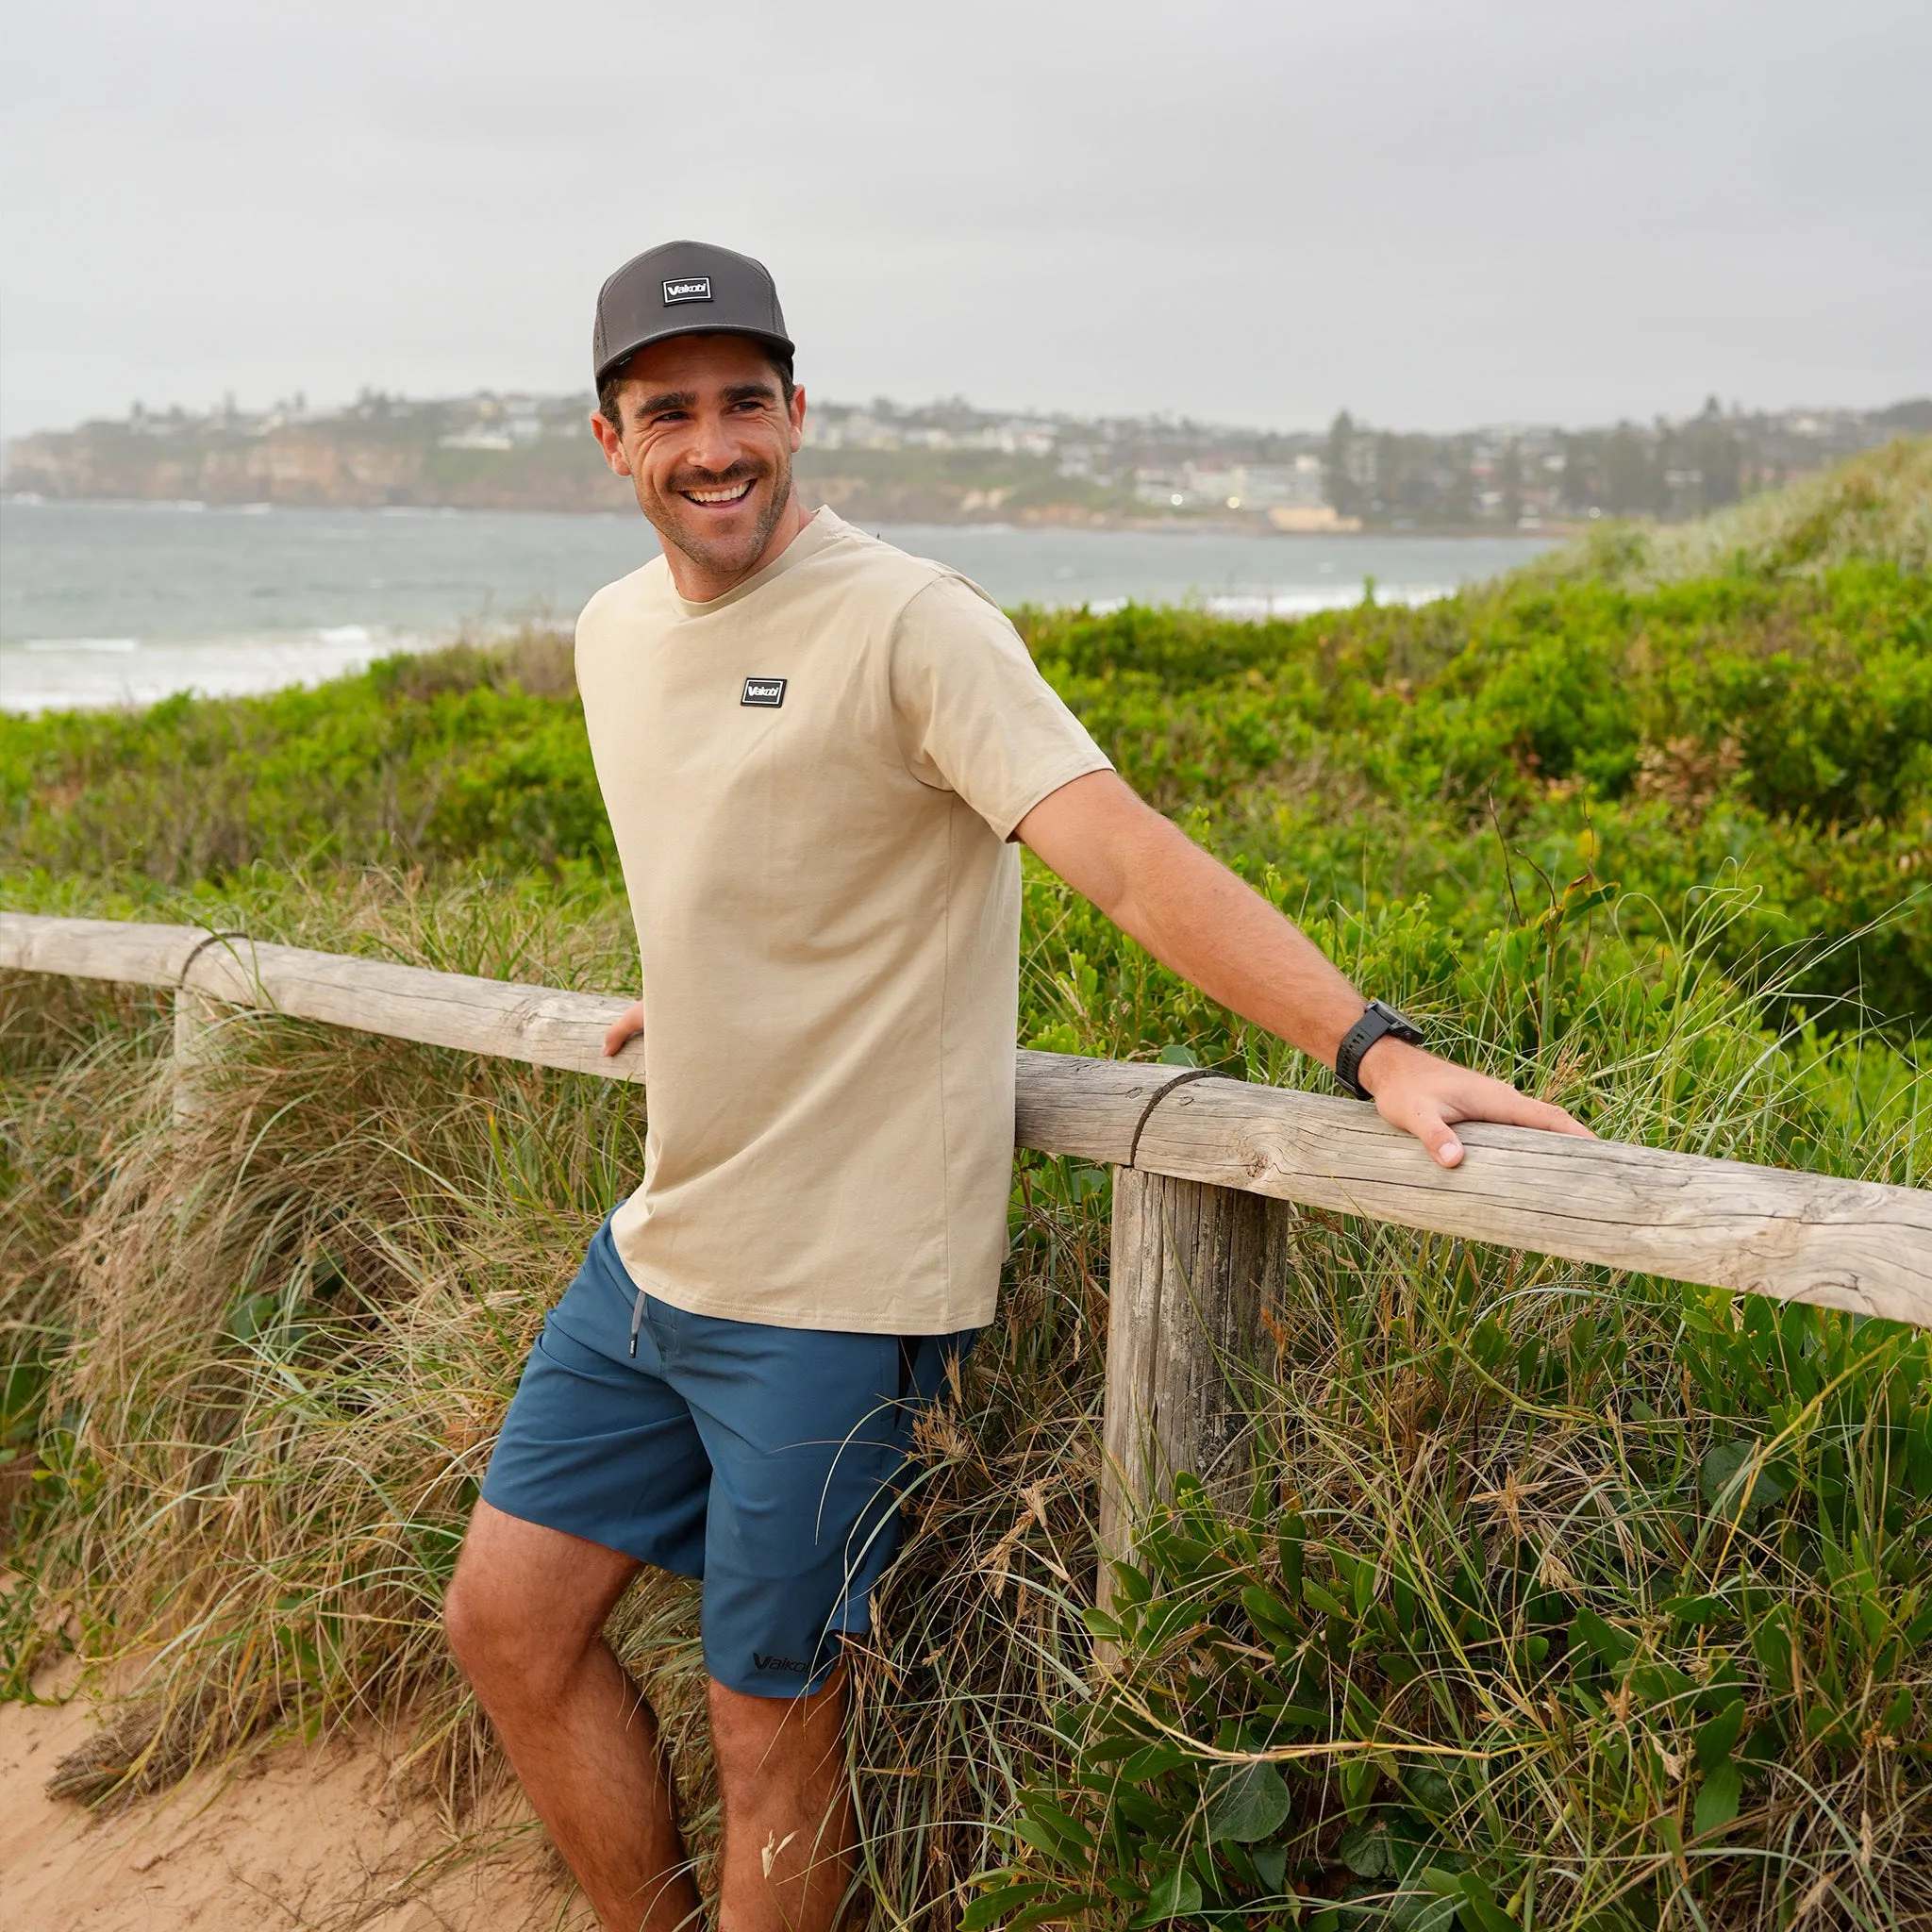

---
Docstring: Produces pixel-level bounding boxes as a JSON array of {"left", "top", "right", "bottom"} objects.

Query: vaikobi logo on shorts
[
  {"left": 741, "top": 676, "right": 787, "bottom": 708},
  {"left": 662, "top": 275, "right": 712, "bottom": 305}
]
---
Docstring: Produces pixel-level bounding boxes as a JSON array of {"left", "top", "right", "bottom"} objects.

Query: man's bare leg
[
  {"left": 444, "top": 1499, "right": 702, "bottom": 1931},
  {"left": 710, "top": 1664, "right": 856, "bottom": 1931}
]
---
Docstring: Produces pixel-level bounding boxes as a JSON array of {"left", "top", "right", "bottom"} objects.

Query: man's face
[{"left": 590, "top": 333, "right": 806, "bottom": 585}]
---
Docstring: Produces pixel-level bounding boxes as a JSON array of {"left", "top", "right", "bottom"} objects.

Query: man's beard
[{"left": 647, "top": 447, "right": 794, "bottom": 581}]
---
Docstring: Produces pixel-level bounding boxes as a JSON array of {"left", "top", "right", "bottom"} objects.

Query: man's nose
[{"left": 684, "top": 408, "right": 746, "bottom": 476}]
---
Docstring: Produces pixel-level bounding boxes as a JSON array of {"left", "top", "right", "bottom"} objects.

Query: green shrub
[{"left": 8, "top": 488, "right": 1925, "bottom": 1026}]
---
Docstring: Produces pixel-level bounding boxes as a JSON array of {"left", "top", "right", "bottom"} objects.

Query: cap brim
[{"left": 595, "top": 323, "right": 795, "bottom": 386}]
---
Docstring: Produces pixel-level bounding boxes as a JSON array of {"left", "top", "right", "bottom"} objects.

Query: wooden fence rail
[{"left": 6, "top": 910, "right": 1931, "bottom": 1574}]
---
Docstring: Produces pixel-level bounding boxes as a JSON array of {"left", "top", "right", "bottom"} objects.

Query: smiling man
[{"left": 441, "top": 240, "right": 1590, "bottom": 1932}]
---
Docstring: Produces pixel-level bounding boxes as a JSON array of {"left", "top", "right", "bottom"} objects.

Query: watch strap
[{"left": 1334, "top": 1000, "right": 1423, "bottom": 1100}]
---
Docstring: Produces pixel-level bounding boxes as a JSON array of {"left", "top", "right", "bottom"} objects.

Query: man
[{"left": 442, "top": 241, "right": 1589, "bottom": 1932}]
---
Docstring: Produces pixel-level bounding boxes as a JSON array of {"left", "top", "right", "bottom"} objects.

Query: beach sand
[{"left": 0, "top": 1655, "right": 584, "bottom": 1931}]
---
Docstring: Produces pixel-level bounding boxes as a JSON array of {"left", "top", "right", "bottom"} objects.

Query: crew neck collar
[{"left": 666, "top": 506, "right": 841, "bottom": 619}]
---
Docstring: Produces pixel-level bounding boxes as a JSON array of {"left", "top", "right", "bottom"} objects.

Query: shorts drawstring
[{"left": 629, "top": 1283, "right": 647, "bottom": 1358}]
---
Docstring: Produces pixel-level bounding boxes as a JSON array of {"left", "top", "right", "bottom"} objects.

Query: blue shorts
[{"left": 480, "top": 1217, "right": 974, "bottom": 1697}]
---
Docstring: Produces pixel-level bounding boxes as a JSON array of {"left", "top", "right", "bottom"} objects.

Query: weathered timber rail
[{"left": 7, "top": 911, "right": 1931, "bottom": 1574}]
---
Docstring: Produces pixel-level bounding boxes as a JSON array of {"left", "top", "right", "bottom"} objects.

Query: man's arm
[{"left": 1015, "top": 770, "right": 1590, "bottom": 1169}]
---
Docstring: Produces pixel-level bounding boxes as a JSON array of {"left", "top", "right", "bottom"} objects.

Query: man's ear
[
  {"left": 789, "top": 382, "right": 807, "bottom": 455},
  {"left": 590, "top": 407, "right": 633, "bottom": 476}
]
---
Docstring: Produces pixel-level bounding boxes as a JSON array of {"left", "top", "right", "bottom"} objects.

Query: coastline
[
  {"left": 0, "top": 501, "right": 1563, "bottom": 715},
  {"left": 1, "top": 489, "right": 1585, "bottom": 541}
]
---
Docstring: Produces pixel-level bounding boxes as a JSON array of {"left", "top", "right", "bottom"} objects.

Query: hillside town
[{"left": 5, "top": 387, "right": 1924, "bottom": 529}]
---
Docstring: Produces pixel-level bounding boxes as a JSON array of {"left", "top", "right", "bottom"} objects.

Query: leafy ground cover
[
  {"left": 1, "top": 441, "right": 1928, "bottom": 1927},
  {"left": 6, "top": 442, "right": 1927, "bottom": 1030}
]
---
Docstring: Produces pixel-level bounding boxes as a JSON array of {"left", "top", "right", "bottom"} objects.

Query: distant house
[
  {"left": 1227, "top": 457, "right": 1327, "bottom": 510},
  {"left": 1133, "top": 469, "right": 1189, "bottom": 508},
  {"left": 1135, "top": 454, "right": 1348, "bottom": 522}
]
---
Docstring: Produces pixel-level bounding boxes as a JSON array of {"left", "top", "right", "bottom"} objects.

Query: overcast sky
[{"left": 3, "top": 0, "right": 1928, "bottom": 438}]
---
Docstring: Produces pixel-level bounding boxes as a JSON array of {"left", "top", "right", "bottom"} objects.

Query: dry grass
[
  {"left": 0, "top": 879, "right": 1119, "bottom": 1926},
  {"left": 1529, "top": 437, "right": 1932, "bottom": 589}
]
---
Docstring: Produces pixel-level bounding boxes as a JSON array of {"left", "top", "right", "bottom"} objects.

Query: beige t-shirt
[{"left": 575, "top": 508, "right": 1112, "bottom": 1335}]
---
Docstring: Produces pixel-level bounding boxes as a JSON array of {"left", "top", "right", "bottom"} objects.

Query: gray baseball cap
[{"left": 592, "top": 240, "right": 793, "bottom": 387}]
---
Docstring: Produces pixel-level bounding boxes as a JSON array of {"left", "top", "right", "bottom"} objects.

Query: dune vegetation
[{"left": 2, "top": 441, "right": 1928, "bottom": 1928}]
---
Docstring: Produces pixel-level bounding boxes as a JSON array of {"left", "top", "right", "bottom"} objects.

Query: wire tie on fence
[
  {"left": 174, "top": 928, "right": 250, "bottom": 995},
  {"left": 1125, "top": 1066, "right": 1221, "bottom": 1170}
]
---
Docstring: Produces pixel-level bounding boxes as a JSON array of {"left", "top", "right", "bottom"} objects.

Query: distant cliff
[
  {"left": 8, "top": 389, "right": 1924, "bottom": 526},
  {"left": 1, "top": 406, "right": 635, "bottom": 513},
  {"left": 0, "top": 391, "right": 1134, "bottom": 523}
]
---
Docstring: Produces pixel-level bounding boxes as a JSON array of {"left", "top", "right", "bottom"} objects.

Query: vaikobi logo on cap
[
  {"left": 741, "top": 676, "right": 786, "bottom": 708},
  {"left": 662, "top": 275, "right": 712, "bottom": 305}
]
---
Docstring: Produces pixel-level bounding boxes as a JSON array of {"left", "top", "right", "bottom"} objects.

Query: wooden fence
[{"left": 6, "top": 910, "right": 1931, "bottom": 1575}]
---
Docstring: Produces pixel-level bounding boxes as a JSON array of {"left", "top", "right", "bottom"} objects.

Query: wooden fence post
[
  {"left": 1097, "top": 1167, "right": 1273, "bottom": 1599},
  {"left": 172, "top": 987, "right": 220, "bottom": 1130}
]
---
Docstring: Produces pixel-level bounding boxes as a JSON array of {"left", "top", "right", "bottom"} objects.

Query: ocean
[{"left": 0, "top": 498, "right": 1560, "bottom": 714}]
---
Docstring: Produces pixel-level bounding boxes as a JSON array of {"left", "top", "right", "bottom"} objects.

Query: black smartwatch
[{"left": 1334, "top": 999, "right": 1424, "bottom": 1099}]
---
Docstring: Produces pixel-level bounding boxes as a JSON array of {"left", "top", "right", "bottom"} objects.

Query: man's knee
[
  {"left": 442, "top": 1501, "right": 640, "bottom": 1700},
  {"left": 442, "top": 1558, "right": 538, "bottom": 1696},
  {"left": 708, "top": 1663, "right": 850, "bottom": 1787},
  {"left": 441, "top": 1563, "right": 506, "bottom": 1676}
]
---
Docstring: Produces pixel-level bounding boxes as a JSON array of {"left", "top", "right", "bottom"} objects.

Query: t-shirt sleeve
[{"left": 889, "top": 574, "right": 1113, "bottom": 839}]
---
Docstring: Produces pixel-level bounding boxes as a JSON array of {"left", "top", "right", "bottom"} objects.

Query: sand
[{"left": 0, "top": 1656, "right": 588, "bottom": 1932}]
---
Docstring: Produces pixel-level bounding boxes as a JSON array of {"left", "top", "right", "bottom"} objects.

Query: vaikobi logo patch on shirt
[
  {"left": 741, "top": 676, "right": 787, "bottom": 708},
  {"left": 662, "top": 276, "right": 712, "bottom": 305}
]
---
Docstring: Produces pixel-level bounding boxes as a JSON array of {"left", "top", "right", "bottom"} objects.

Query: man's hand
[
  {"left": 1015, "top": 770, "right": 1591, "bottom": 1169},
  {"left": 602, "top": 1001, "right": 644, "bottom": 1058},
  {"left": 1355, "top": 1035, "right": 1591, "bottom": 1168}
]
